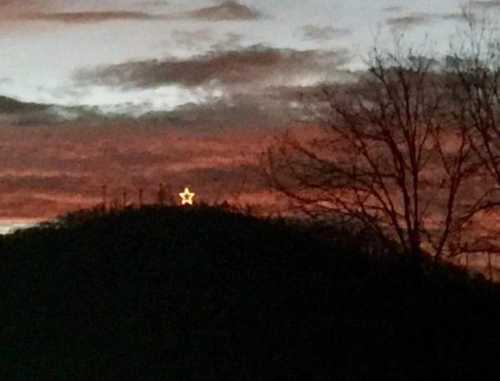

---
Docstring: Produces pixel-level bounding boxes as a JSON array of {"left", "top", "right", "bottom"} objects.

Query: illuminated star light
[{"left": 179, "top": 187, "right": 196, "bottom": 206}]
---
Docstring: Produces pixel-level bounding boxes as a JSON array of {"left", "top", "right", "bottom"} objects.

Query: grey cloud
[
  {"left": 470, "top": 1, "right": 500, "bottom": 9},
  {"left": 0, "top": 91, "right": 277, "bottom": 128},
  {"left": 171, "top": 29, "right": 214, "bottom": 49},
  {"left": 382, "top": 5, "right": 468, "bottom": 23},
  {"left": 386, "top": 13, "right": 439, "bottom": 30},
  {"left": 210, "top": 33, "right": 243, "bottom": 51},
  {"left": 0, "top": 90, "right": 290, "bottom": 128},
  {"left": 74, "top": 45, "right": 351, "bottom": 90},
  {"left": 388, "top": 11, "right": 474, "bottom": 28},
  {"left": 301, "top": 25, "right": 350, "bottom": 41},
  {"left": 0, "top": 95, "right": 49, "bottom": 114},
  {"left": 0, "top": 95, "right": 126, "bottom": 126},
  {"left": 169, "top": 29, "right": 242, "bottom": 52},
  {"left": 138, "top": 79, "right": 357, "bottom": 129},
  {"left": 154, "top": 96, "right": 288, "bottom": 128},
  {"left": 138, "top": 0, "right": 169, "bottom": 8},
  {"left": 186, "top": 1, "right": 260, "bottom": 21},
  {"left": 0, "top": 96, "right": 67, "bottom": 126}
]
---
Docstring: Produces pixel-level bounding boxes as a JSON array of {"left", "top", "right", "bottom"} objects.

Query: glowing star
[{"left": 179, "top": 187, "right": 196, "bottom": 206}]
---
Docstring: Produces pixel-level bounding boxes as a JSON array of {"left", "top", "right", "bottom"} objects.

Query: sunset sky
[{"left": 0, "top": 0, "right": 497, "bottom": 230}]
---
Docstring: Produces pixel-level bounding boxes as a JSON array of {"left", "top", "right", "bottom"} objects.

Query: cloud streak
[
  {"left": 15, "top": 1, "right": 261, "bottom": 24},
  {"left": 386, "top": 9, "right": 474, "bottom": 30},
  {"left": 386, "top": 13, "right": 438, "bottom": 30},
  {"left": 20, "top": 11, "right": 159, "bottom": 23}
]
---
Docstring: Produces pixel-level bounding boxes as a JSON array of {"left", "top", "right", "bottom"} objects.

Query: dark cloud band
[
  {"left": 16, "top": 1, "right": 261, "bottom": 24},
  {"left": 74, "top": 45, "right": 351, "bottom": 89},
  {"left": 20, "top": 11, "right": 158, "bottom": 23}
]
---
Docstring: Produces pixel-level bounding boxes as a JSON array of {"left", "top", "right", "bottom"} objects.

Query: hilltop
[{"left": 1, "top": 205, "right": 499, "bottom": 380}]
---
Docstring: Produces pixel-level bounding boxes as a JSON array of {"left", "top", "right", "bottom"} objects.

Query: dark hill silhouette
[{"left": 1, "top": 205, "right": 499, "bottom": 380}]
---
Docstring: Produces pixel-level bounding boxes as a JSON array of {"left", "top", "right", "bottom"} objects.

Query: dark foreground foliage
[{"left": 1, "top": 205, "right": 499, "bottom": 380}]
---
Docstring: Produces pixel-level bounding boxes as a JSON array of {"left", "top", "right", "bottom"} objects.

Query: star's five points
[{"left": 179, "top": 187, "right": 196, "bottom": 206}]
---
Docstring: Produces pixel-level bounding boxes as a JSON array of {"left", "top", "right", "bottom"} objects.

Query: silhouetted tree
[
  {"left": 445, "top": 8, "right": 500, "bottom": 185},
  {"left": 267, "top": 44, "right": 488, "bottom": 260},
  {"left": 442, "top": 8, "right": 500, "bottom": 263}
]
